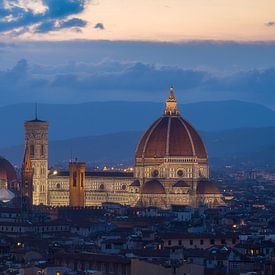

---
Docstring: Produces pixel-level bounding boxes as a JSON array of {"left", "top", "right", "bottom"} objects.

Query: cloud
[
  {"left": 0, "top": 0, "right": 88, "bottom": 34},
  {"left": 94, "top": 22, "right": 104, "bottom": 30},
  {"left": 265, "top": 21, "right": 275, "bottom": 27},
  {"left": 1, "top": 59, "right": 275, "bottom": 107},
  {"left": 36, "top": 18, "right": 87, "bottom": 33}
]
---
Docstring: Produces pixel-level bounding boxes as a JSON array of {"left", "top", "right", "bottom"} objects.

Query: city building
[
  {"left": 0, "top": 87, "right": 223, "bottom": 209},
  {"left": 46, "top": 87, "right": 223, "bottom": 208}
]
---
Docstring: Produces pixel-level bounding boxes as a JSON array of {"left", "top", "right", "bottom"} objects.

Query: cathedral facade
[{"left": 23, "top": 87, "right": 223, "bottom": 209}]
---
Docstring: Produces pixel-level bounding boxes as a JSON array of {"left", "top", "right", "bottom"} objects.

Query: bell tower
[{"left": 24, "top": 106, "right": 49, "bottom": 205}]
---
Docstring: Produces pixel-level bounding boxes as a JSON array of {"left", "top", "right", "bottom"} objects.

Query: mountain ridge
[
  {"left": 0, "top": 100, "right": 275, "bottom": 148},
  {"left": 1, "top": 127, "right": 275, "bottom": 168}
]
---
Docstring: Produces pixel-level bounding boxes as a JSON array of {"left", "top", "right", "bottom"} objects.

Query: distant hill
[
  {"left": 0, "top": 100, "right": 275, "bottom": 147},
  {"left": 1, "top": 127, "right": 275, "bottom": 168}
]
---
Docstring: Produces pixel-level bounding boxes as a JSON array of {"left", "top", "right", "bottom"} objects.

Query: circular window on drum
[
  {"left": 99, "top": 184, "right": 105, "bottom": 190},
  {"left": 177, "top": 170, "right": 184, "bottom": 177},
  {"left": 56, "top": 183, "right": 61, "bottom": 189},
  {"left": 121, "top": 184, "right": 126, "bottom": 190},
  {"left": 151, "top": 170, "right": 159, "bottom": 177}
]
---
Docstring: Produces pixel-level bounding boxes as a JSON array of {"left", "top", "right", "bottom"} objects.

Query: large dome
[
  {"left": 0, "top": 156, "right": 17, "bottom": 185},
  {"left": 135, "top": 88, "right": 207, "bottom": 160}
]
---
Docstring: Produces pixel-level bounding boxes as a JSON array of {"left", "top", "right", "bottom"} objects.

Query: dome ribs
[
  {"left": 169, "top": 117, "right": 194, "bottom": 156},
  {"left": 135, "top": 116, "right": 207, "bottom": 159}
]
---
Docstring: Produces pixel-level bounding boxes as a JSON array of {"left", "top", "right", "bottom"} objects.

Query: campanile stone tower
[{"left": 24, "top": 111, "right": 49, "bottom": 205}]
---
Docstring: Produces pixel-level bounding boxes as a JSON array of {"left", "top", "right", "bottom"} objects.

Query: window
[
  {"left": 41, "top": 145, "right": 44, "bottom": 156},
  {"left": 200, "top": 239, "right": 204, "bottom": 245},
  {"left": 221, "top": 239, "right": 226, "bottom": 244},
  {"left": 99, "top": 184, "right": 105, "bottom": 190},
  {"left": 73, "top": 172, "right": 77, "bottom": 187},
  {"left": 177, "top": 170, "right": 184, "bottom": 177},
  {"left": 30, "top": 144, "right": 34, "bottom": 157},
  {"left": 210, "top": 239, "right": 215, "bottom": 245},
  {"left": 168, "top": 240, "right": 171, "bottom": 246},
  {"left": 151, "top": 170, "right": 159, "bottom": 177},
  {"left": 80, "top": 172, "right": 84, "bottom": 187},
  {"left": 190, "top": 240, "right": 193, "bottom": 245},
  {"left": 178, "top": 240, "right": 182, "bottom": 246}
]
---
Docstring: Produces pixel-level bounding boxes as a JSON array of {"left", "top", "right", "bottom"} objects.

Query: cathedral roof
[
  {"left": 135, "top": 87, "right": 207, "bottom": 159},
  {"left": 141, "top": 179, "right": 166, "bottom": 194},
  {"left": 26, "top": 118, "right": 47, "bottom": 123}
]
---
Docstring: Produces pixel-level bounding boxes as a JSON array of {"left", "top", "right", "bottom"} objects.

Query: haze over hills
[
  {"left": 1, "top": 127, "right": 275, "bottom": 168},
  {"left": 0, "top": 100, "right": 275, "bottom": 148}
]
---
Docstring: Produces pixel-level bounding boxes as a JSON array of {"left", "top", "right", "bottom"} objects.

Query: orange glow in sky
[{"left": 5, "top": 0, "right": 275, "bottom": 41}]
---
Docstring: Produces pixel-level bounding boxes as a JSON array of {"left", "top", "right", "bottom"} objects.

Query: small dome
[
  {"left": 0, "top": 188, "right": 15, "bottom": 203},
  {"left": 197, "top": 179, "right": 220, "bottom": 194},
  {"left": 0, "top": 156, "right": 17, "bottom": 185},
  {"left": 141, "top": 180, "right": 166, "bottom": 194},
  {"left": 173, "top": 180, "right": 189, "bottom": 188}
]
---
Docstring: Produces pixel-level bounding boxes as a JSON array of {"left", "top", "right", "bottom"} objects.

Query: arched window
[
  {"left": 30, "top": 144, "right": 34, "bottom": 157},
  {"left": 73, "top": 172, "right": 77, "bottom": 187}
]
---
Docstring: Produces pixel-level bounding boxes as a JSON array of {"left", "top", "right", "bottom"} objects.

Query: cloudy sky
[
  {"left": 0, "top": 0, "right": 275, "bottom": 41},
  {"left": 0, "top": 0, "right": 275, "bottom": 107}
]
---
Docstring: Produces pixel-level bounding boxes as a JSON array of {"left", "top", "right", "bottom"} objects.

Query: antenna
[{"left": 35, "top": 102, "right": 38, "bottom": 120}]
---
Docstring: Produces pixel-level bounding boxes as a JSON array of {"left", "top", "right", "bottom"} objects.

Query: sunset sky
[
  {"left": 0, "top": 0, "right": 275, "bottom": 41},
  {"left": 0, "top": 0, "right": 275, "bottom": 108}
]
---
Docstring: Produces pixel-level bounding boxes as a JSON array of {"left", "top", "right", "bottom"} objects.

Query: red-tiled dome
[
  {"left": 196, "top": 179, "right": 221, "bottom": 195},
  {"left": 141, "top": 180, "right": 166, "bottom": 194},
  {"left": 135, "top": 87, "right": 207, "bottom": 160},
  {"left": 0, "top": 156, "right": 17, "bottom": 185},
  {"left": 135, "top": 116, "right": 207, "bottom": 159}
]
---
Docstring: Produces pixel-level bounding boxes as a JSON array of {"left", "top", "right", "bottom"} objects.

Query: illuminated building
[
  {"left": 44, "top": 87, "right": 223, "bottom": 208},
  {"left": 24, "top": 115, "right": 49, "bottom": 205},
  {"left": 4, "top": 87, "right": 222, "bottom": 208}
]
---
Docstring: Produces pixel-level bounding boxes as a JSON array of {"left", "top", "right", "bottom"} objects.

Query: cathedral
[{"left": 1, "top": 87, "right": 223, "bottom": 208}]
